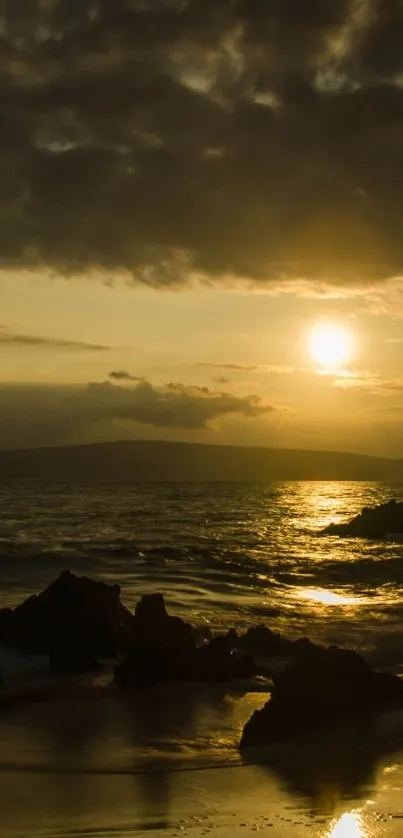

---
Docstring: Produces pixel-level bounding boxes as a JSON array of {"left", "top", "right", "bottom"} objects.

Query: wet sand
[
  {"left": 1, "top": 679, "right": 403, "bottom": 838},
  {"left": 1, "top": 756, "right": 403, "bottom": 837}
]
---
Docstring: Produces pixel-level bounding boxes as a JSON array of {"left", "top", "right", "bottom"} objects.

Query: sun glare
[
  {"left": 327, "top": 812, "right": 366, "bottom": 838},
  {"left": 299, "top": 588, "right": 364, "bottom": 606},
  {"left": 308, "top": 323, "right": 354, "bottom": 371}
]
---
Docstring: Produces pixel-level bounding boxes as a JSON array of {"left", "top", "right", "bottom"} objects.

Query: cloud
[
  {"left": 333, "top": 373, "right": 403, "bottom": 394},
  {"left": 0, "top": 378, "right": 274, "bottom": 449},
  {"left": 84, "top": 380, "right": 272, "bottom": 429},
  {"left": 1, "top": 2, "right": 403, "bottom": 287},
  {"left": 198, "top": 363, "right": 260, "bottom": 372},
  {"left": 0, "top": 329, "right": 109, "bottom": 351},
  {"left": 198, "top": 363, "right": 295, "bottom": 374},
  {"left": 109, "top": 370, "right": 143, "bottom": 381}
]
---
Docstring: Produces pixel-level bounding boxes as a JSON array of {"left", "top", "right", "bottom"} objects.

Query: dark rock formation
[
  {"left": 115, "top": 593, "right": 197, "bottom": 687},
  {"left": 115, "top": 594, "right": 195, "bottom": 688},
  {"left": 233, "top": 625, "right": 290, "bottom": 659},
  {"left": 322, "top": 499, "right": 403, "bottom": 538},
  {"left": 196, "top": 635, "right": 257, "bottom": 682},
  {"left": 49, "top": 645, "right": 104, "bottom": 675},
  {"left": 240, "top": 644, "right": 403, "bottom": 749},
  {"left": 0, "top": 608, "right": 13, "bottom": 645},
  {"left": 115, "top": 594, "right": 257, "bottom": 688},
  {"left": 1, "top": 570, "right": 132, "bottom": 672},
  {"left": 221, "top": 626, "right": 322, "bottom": 680}
]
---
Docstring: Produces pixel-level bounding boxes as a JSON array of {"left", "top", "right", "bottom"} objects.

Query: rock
[
  {"left": 115, "top": 594, "right": 196, "bottom": 688},
  {"left": 135, "top": 592, "right": 168, "bottom": 625},
  {"left": 6, "top": 571, "right": 132, "bottom": 671},
  {"left": 134, "top": 594, "right": 195, "bottom": 653},
  {"left": 49, "top": 645, "right": 103, "bottom": 675},
  {"left": 240, "top": 644, "right": 403, "bottom": 749},
  {"left": 115, "top": 595, "right": 258, "bottom": 688},
  {"left": 292, "top": 636, "right": 323, "bottom": 661},
  {"left": 193, "top": 624, "right": 213, "bottom": 646},
  {"left": 236, "top": 625, "right": 289, "bottom": 659},
  {"left": 322, "top": 500, "right": 403, "bottom": 539},
  {"left": 222, "top": 625, "right": 323, "bottom": 679},
  {"left": 226, "top": 628, "right": 239, "bottom": 647},
  {"left": 195, "top": 635, "right": 257, "bottom": 682},
  {"left": 0, "top": 608, "right": 13, "bottom": 644}
]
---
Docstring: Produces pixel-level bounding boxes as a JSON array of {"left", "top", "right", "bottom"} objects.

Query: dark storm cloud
[
  {"left": 0, "top": 329, "right": 109, "bottom": 350},
  {"left": 0, "top": 378, "right": 273, "bottom": 449},
  {"left": 2, "top": 1, "right": 403, "bottom": 285}
]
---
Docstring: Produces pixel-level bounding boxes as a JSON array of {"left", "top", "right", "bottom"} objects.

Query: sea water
[{"left": 1, "top": 480, "right": 403, "bottom": 654}]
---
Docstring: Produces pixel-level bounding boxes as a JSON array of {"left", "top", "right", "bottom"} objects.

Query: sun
[{"left": 308, "top": 323, "right": 354, "bottom": 371}]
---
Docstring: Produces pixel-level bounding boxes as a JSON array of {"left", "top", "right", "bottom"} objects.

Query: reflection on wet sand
[
  {"left": 1, "top": 683, "right": 403, "bottom": 836},
  {"left": 247, "top": 710, "right": 403, "bottom": 816},
  {"left": 0, "top": 685, "right": 262, "bottom": 834}
]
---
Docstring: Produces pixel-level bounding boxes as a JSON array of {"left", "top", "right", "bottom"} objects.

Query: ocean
[
  {"left": 2, "top": 480, "right": 403, "bottom": 837},
  {"left": 2, "top": 480, "right": 403, "bottom": 656}
]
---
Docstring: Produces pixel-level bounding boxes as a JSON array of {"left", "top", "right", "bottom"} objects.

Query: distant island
[{"left": 0, "top": 440, "right": 402, "bottom": 482}]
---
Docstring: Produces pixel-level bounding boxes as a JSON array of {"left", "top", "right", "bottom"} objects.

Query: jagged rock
[
  {"left": 115, "top": 594, "right": 196, "bottom": 687},
  {"left": 134, "top": 593, "right": 195, "bottom": 652},
  {"left": 115, "top": 594, "right": 258, "bottom": 688},
  {"left": 135, "top": 592, "right": 168, "bottom": 625},
  {"left": 236, "top": 625, "right": 289, "bottom": 658},
  {"left": 5, "top": 571, "right": 132, "bottom": 671},
  {"left": 222, "top": 626, "right": 322, "bottom": 679},
  {"left": 240, "top": 644, "right": 403, "bottom": 749},
  {"left": 322, "top": 500, "right": 403, "bottom": 539}
]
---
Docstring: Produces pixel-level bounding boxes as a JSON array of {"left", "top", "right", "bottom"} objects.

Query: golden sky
[
  {"left": 1, "top": 1, "right": 403, "bottom": 454},
  {"left": 2, "top": 269, "right": 403, "bottom": 455}
]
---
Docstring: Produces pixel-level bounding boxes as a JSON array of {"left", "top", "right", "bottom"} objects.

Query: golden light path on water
[
  {"left": 297, "top": 587, "right": 366, "bottom": 607},
  {"left": 327, "top": 812, "right": 367, "bottom": 837},
  {"left": 297, "top": 481, "right": 350, "bottom": 530}
]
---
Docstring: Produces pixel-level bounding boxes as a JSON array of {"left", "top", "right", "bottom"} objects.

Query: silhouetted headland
[
  {"left": 0, "top": 440, "right": 402, "bottom": 481},
  {"left": 322, "top": 499, "right": 403, "bottom": 538}
]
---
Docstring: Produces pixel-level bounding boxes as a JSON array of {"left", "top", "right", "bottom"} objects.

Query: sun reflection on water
[
  {"left": 298, "top": 588, "right": 365, "bottom": 607},
  {"left": 298, "top": 481, "right": 349, "bottom": 522},
  {"left": 327, "top": 812, "right": 367, "bottom": 838}
]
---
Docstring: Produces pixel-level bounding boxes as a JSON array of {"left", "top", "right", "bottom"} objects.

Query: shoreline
[
  {"left": 3, "top": 565, "right": 403, "bottom": 837},
  {"left": 1, "top": 750, "right": 403, "bottom": 837},
  {"left": 2, "top": 658, "right": 403, "bottom": 837}
]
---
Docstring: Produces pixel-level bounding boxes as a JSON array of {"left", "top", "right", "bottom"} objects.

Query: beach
[
  {"left": 2, "top": 480, "right": 403, "bottom": 836},
  {"left": 2, "top": 720, "right": 403, "bottom": 837},
  {"left": 1, "top": 668, "right": 403, "bottom": 838}
]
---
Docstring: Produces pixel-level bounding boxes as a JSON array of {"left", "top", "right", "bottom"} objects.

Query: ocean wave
[{"left": 2, "top": 480, "right": 403, "bottom": 647}]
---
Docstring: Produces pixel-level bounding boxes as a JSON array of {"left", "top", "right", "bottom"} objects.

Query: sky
[{"left": 1, "top": 0, "right": 403, "bottom": 456}]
